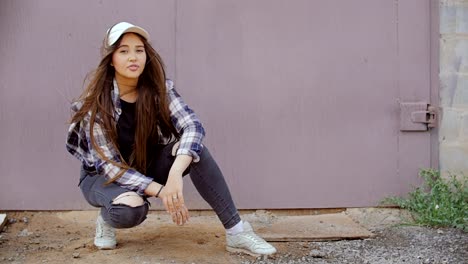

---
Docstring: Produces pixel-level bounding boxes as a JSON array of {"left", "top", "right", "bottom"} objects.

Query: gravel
[{"left": 245, "top": 226, "right": 467, "bottom": 264}]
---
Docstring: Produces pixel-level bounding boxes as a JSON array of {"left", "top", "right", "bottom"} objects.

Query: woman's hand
[
  {"left": 159, "top": 153, "right": 193, "bottom": 225},
  {"left": 159, "top": 172, "right": 189, "bottom": 225}
]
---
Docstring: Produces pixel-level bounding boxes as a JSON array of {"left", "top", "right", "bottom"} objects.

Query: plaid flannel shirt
[{"left": 66, "top": 79, "right": 205, "bottom": 195}]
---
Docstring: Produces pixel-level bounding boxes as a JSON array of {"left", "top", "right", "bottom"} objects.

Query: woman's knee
[
  {"left": 105, "top": 202, "right": 149, "bottom": 228},
  {"left": 191, "top": 147, "right": 223, "bottom": 177},
  {"left": 112, "top": 192, "right": 145, "bottom": 207},
  {"left": 199, "top": 147, "right": 213, "bottom": 162}
]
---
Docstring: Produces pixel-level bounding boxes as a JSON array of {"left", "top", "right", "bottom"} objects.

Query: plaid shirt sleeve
[
  {"left": 166, "top": 80, "right": 206, "bottom": 162},
  {"left": 66, "top": 107, "right": 153, "bottom": 195}
]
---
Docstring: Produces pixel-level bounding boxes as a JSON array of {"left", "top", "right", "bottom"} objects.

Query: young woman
[{"left": 66, "top": 22, "right": 276, "bottom": 256}]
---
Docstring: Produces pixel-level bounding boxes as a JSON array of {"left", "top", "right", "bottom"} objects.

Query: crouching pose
[{"left": 66, "top": 22, "right": 276, "bottom": 256}]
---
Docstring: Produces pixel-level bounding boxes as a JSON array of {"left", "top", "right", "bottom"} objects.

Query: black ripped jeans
[{"left": 79, "top": 144, "right": 241, "bottom": 229}]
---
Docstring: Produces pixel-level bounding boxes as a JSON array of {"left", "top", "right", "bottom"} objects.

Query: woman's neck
[
  {"left": 117, "top": 81, "right": 137, "bottom": 94},
  {"left": 115, "top": 76, "right": 138, "bottom": 102}
]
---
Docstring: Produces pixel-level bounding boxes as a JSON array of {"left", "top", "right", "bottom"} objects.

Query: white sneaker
[
  {"left": 226, "top": 221, "right": 277, "bottom": 256},
  {"left": 94, "top": 214, "right": 116, "bottom": 249}
]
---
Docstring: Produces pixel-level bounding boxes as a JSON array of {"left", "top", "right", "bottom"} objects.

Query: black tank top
[{"left": 116, "top": 99, "right": 136, "bottom": 163}]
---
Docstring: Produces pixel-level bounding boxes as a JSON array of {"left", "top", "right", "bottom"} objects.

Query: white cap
[{"left": 106, "top": 22, "right": 150, "bottom": 47}]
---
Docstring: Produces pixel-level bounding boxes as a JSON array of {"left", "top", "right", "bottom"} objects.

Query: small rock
[
  {"left": 437, "top": 229, "right": 444, "bottom": 234},
  {"left": 72, "top": 252, "right": 80, "bottom": 258},
  {"left": 309, "top": 249, "right": 325, "bottom": 258},
  {"left": 22, "top": 217, "right": 29, "bottom": 223},
  {"left": 8, "top": 218, "right": 17, "bottom": 224},
  {"left": 74, "top": 244, "right": 86, "bottom": 250},
  {"left": 18, "top": 229, "right": 31, "bottom": 237},
  {"left": 30, "top": 239, "right": 40, "bottom": 244}
]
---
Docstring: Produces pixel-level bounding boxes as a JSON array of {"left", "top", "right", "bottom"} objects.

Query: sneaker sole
[
  {"left": 226, "top": 246, "right": 276, "bottom": 257},
  {"left": 226, "top": 246, "right": 260, "bottom": 257},
  {"left": 95, "top": 243, "right": 117, "bottom": 250}
]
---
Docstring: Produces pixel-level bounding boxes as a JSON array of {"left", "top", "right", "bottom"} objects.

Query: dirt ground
[{"left": 0, "top": 208, "right": 466, "bottom": 264}]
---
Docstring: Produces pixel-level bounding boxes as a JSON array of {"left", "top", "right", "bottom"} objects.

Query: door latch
[{"left": 400, "top": 102, "right": 437, "bottom": 131}]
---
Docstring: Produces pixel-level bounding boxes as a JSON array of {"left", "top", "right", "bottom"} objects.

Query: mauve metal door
[
  {"left": 177, "top": 0, "right": 437, "bottom": 209},
  {"left": 0, "top": 0, "right": 437, "bottom": 210}
]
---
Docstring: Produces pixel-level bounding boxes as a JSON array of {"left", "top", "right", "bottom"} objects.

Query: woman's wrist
[
  {"left": 144, "top": 181, "right": 164, "bottom": 196},
  {"left": 155, "top": 185, "right": 164, "bottom": 197}
]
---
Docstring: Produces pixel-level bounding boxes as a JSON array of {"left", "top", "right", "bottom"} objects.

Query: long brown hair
[{"left": 71, "top": 33, "right": 179, "bottom": 181}]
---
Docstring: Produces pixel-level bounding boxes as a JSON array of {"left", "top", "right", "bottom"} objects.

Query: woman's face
[{"left": 112, "top": 33, "right": 147, "bottom": 83}]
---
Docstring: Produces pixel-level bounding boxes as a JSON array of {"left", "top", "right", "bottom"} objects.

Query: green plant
[{"left": 382, "top": 169, "right": 468, "bottom": 231}]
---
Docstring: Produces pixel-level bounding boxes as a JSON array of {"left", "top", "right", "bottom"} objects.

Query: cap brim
[
  {"left": 120, "top": 26, "right": 149, "bottom": 41},
  {"left": 107, "top": 24, "right": 150, "bottom": 47}
]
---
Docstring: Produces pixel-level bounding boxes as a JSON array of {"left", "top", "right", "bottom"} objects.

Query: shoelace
[
  {"left": 244, "top": 232, "right": 267, "bottom": 245},
  {"left": 97, "top": 221, "right": 115, "bottom": 238}
]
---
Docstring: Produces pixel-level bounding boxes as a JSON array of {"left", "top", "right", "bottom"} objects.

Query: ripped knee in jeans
[
  {"left": 112, "top": 192, "right": 145, "bottom": 207},
  {"left": 105, "top": 202, "right": 149, "bottom": 228}
]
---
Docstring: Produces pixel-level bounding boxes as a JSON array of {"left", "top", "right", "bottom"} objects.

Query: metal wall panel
[
  {"left": 0, "top": 0, "right": 176, "bottom": 209},
  {"left": 0, "top": 0, "right": 435, "bottom": 209}
]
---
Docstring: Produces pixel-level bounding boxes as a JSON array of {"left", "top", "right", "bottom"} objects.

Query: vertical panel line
[
  {"left": 429, "top": 0, "right": 440, "bottom": 169},
  {"left": 395, "top": 0, "right": 400, "bottom": 179},
  {"left": 174, "top": 0, "right": 178, "bottom": 81}
]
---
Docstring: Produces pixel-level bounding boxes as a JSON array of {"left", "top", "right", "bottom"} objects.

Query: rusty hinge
[{"left": 400, "top": 102, "right": 437, "bottom": 131}]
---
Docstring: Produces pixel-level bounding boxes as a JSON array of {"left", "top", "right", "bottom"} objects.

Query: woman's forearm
[{"left": 169, "top": 154, "right": 193, "bottom": 176}]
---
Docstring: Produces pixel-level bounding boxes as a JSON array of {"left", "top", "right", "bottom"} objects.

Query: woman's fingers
[
  {"left": 165, "top": 195, "right": 177, "bottom": 223},
  {"left": 176, "top": 204, "right": 187, "bottom": 225},
  {"left": 162, "top": 196, "right": 177, "bottom": 223},
  {"left": 176, "top": 192, "right": 189, "bottom": 223},
  {"left": 158, "top": 188, "right": 189, "bottom": 225},
  {"left": 180, "top": 204, "right": 189, "bottom": 224},
  {"left": 177, "top": 191, "right": 185, "bottom": 207},
  {"left": 172, "top": 195, "right": 187, "bottom": 225},
  {"left": 171, "top": 194, "right": 187, "bottom": 225}
]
